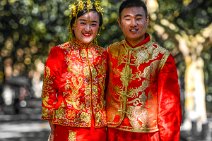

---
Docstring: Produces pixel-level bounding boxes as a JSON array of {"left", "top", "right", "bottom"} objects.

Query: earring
[{"left": 94, "top": 27, "right": 102, "bottom": 45}]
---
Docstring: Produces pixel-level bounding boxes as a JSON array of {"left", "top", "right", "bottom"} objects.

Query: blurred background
[{"left": 0, "top": 0, "right": 211, "bottom": 140}]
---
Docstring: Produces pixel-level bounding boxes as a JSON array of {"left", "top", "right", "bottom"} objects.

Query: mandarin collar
[
  {"left": 70, "top": 38, "right": 93, "bottom": 49},
  {"left": 126, "top": 33, "right": 150, "bottom": 48}
]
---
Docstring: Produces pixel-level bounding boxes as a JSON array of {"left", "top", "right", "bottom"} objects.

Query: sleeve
[
  {"left": 157, "top": 54, "right": 182, "bottom": 141},
  {"left": 41, "top": 47, "right": 61, "bottom": 120}
]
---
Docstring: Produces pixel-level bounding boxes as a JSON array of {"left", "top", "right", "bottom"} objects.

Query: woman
[{"left": 41, "top": 0, "right": 107, "bottom": 141}]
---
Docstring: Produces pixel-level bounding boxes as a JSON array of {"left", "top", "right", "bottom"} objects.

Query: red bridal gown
[{"left": 42, "top": 40, "right": 107, "bottom": 141}]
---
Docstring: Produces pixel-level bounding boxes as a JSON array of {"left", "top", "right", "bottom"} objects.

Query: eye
[
  {"left": 91, "top": 23, "right": 97, "bottom": 27},
  {"left": 80, "top": 22, "right": 86, "bottom": 25},
  {"left": 136, "top": 17, "right": 142, "bottom": 21},
  {"left": 124, "top": 18, "right": 131, "bottom": 21}
]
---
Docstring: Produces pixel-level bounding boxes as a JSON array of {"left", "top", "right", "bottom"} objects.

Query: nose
[
  {"left": 130, "top": 19, "right": 137, "bottom": 27},
  {"left": 85, "top": 24, "right": 91, "bottom": 32}
]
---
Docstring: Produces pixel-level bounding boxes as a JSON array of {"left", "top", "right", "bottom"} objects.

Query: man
[{"left": 106, "top": 0, "right": 182, "bottom": 140}]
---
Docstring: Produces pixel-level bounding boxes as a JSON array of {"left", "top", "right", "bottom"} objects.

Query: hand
[
  {"left": 48, "top": 120, "right": 55, "bottom": 141},
  {"left": 48, "top": 133, "right": 54, "bottom": 141}
]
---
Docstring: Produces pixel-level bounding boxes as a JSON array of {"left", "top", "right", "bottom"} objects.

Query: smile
[
  {"left": 83, "top": 33, "right": 92, "bottom": 37},
  {"left": 130, "top": 29, "right": 139, "bottom": 33}
]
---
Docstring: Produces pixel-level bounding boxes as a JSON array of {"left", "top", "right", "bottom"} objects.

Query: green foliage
[
  {"left": 98, "top": 1, "right": 123, "bottom": 47},
  {"left": 0, "top": 0, "right": 71, "bottom": 71},
  {"left": 0, "top": 0, "right": 211, "bottom": 89}
]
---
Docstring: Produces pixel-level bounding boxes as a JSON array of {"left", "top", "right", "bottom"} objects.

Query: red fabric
[
  {"left": 157, "top": 55, "right": 182, "bottom": 141},
  {"left": 107, "top": 128, "right": 160, "bottom": 141},
  {"left": 41, "top": 41, "right": 107, "bottom": 127},
  {"left": 126, "top": 33, "right": 150, "bottom": 48},
  {"left": 54, "top": 125, "right": 106, "bottom": 141},
  {"left": 106, "top": 35, "right": 182, "bottom": 140}
]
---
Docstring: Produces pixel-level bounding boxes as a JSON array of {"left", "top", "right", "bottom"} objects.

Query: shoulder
[
  {"left": 94, "top": 44, "right": 106, "bottom": 52},
  {"left": 151, "top": 42, "right": 170, "bottom": 56},
  {"left": 108, "top": 40, "right": 124, "bottom": 49},
  {"left": 90, "top": 44, "right": 106, "bottom": 54},
  {"left": 107, "top": 40, "right": 125, "bottom": 52},
  {"left": 46, "top": 42, "right": 69, "bottom": 63},
  {"left": 54, "top": 42, "right": 70, "bottom": 51},
  {"left": 151, "top": 42, "right": 176, "bottom": 69},
  {"left": 49, "top": 42, "right": 70, "bottom": 55}
]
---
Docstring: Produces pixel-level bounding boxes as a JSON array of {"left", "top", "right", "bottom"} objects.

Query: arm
[
  {"left": 41, "top": 47, "right": 60, "bottom": 120},
  {"left": 158, "top": 55, "right": 182, "bottom": 141},
  {"left": 48, "top": 120, "right": 55, "bottom": 141}
]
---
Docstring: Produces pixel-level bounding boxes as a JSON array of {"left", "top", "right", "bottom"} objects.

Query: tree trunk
[{"left": 176, "top": 34, "right": 207, "bottom": 132}]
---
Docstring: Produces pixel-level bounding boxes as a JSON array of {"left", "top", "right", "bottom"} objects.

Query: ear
[
  {"left": 145, "top": 16, "right": 149, "bottom": 27},
  {"left": 146, "top": 16, "right": 149, "bottom": 24},
  {"left": 72, "top": 23, "right": 76, "bottom": 30},
  {"left": 117, "top": 18, "right": 121, "bottom": 28}
]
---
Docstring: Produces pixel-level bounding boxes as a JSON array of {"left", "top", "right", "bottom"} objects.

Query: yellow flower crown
[{"left": 69, "top": 0, "right": 103, "bottom": 18}]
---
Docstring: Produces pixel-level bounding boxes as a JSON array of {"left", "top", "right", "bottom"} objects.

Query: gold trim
[{"left": 68, "top": 131, "right": 76, "bottom": 141}]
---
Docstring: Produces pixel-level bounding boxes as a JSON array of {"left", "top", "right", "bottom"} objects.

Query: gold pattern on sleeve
[
  {"left": 159, "top": 51, "right": 170, "bottom": 69},
  {"left": 42, "top": 66, "right": 55, "bottom": 108}
]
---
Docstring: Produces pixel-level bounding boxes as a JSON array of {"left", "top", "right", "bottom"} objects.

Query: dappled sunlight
[{"left": 0, "top": 0, "right": 211, "bottom": 140}]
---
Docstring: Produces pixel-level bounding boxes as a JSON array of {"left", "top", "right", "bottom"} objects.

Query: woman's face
[{"left": 72, "top": 11, "right": 100, "bottom": 44}]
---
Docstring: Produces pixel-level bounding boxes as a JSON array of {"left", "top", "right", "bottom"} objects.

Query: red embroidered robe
[
  {"left": 41, "top": 40, "right": 107, "bottom": 128},
  {"left": 106, "top": 35, "right": 182, "bottom": 141}
]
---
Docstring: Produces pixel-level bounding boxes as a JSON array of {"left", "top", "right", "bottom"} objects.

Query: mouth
[
  {"left": 129, "top": 28, "right": 139, "bottom": 33},
  {"left": 82, "top": 33, "right": 92, "bottom": 37}
]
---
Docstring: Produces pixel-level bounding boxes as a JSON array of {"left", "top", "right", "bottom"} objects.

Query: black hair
[{"left": 119, "top": 0, "right": 148, "bottom": 18}]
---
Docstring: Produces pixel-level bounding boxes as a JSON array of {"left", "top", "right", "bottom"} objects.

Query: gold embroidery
[
  {"left": 135, "top": 49, "right": 149, "bottom": 65},
  {"left": 107, "top": 39, "right": 169, "bottom": 132},
  {"left": 134, "top": 60, "right": 160, "bottom": 80},
  {"left": 127, "top": 80, "right": 149, "bottom": 98},
  {"left": 127, "top": 92, "right": 147, "bottom": 107},
  {"left": 47, "top": 42, "right": 107, "bottom": 127},
  {"left": 159, "top": 51, "right": 170, "bottom": 69},
  {"left": 80, "top": 49, "right": 87, "bottom": 60},
  {"left": 66, "top": 98, "right": 81, "bottom": 110},
  {"left": 71, "top": 77, "right": 83, "bottom": 93},
  {"left": 127, "top": 106, "right": 149, "bottom": 130},
  {"left": 55, "top": 107, "right": 65, "bottom": 119},
  {"left": 80, "top": 112, "right": 90, "bottom": 123},
  {"left": 91, "top": 67, "right": 97, "bottom": 78},
  {"left": 83, "top": 67, "right": 91, "bottom": 79},
  {"left": 64, "top": 76, "right": 83, "bottom": 110},
  {"left": 66, "top": 109, "right": 76, "bottom": 120},
  {"left": 120, "top": 65, "right": 132, "bottom": 87},
  {"left": 42, "top": 66, "right": 55, "bottom": 118},
  {"left": 68, "top": 131, "right": 76, "bottom": 141},
  {"left": 42, "top": 67, "right": 54, "bottom": 107},
  {"left": 95, "top": 111, "right": 102, "bottom": 123},
  {"left": 65, "top": 79, "right": 71, "bottom": 90}
]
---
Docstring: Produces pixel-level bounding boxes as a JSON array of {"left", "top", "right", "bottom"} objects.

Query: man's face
[{"left": 118, "top": 7, "right": 148, "bottom": 45}]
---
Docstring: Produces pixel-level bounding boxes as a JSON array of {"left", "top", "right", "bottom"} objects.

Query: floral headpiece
[{"left": 69, "top": 0, "right": 103, "bottom": 18}]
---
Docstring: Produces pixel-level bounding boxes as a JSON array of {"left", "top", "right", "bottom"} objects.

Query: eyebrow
[
  {"left": 123, "top": 14, "right": 143, "bottom": 18},
  {"left": 79, "top": 19, "right": 98, "bottom": 23}
]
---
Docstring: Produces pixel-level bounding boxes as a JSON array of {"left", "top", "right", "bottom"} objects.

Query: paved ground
[
  {"left": 0, "top": 98, "right": 212, "bottom": 141},
  {"left": 0, "top": 98, "right": 50, "bottom": 141},
  {"left": 0, "top": 120, "right": 50, "bottom": 141},
  {"left": 0, "top": 116, "right": 211, "bottom": 141}
]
